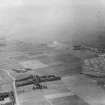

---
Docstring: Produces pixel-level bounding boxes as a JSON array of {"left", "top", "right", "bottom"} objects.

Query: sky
[{"left": 0, "top": 0, "right": 105, "bottom": 42}]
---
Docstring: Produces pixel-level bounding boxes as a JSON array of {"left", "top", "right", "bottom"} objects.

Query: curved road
[{"left": 1, "top": 70, "right": 20, "bottom": 105}]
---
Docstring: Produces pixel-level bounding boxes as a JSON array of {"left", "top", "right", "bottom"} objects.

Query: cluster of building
[{"left": 82, "top": 56, "right": 105, "bottom": 77}]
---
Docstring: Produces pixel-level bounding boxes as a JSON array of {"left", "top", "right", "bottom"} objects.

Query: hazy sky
[{"left": 0, "top": 0, "right": 105, "bottom": 42}]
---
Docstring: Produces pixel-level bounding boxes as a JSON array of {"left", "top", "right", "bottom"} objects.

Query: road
[{"left": 2, "top": 70, "right": 20, "bottom": 105}]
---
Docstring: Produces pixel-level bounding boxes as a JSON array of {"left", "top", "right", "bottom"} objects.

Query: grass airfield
[
  {"left": 0, "top": 41, "right": 105, "bottom": 105},
  {"left": 15, "top": 54, "right": 85, "bottom": 105}
]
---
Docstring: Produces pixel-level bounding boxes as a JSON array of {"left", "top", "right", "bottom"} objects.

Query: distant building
[{"left": 82, "top": 56, "right": 105, "bottom": 77}]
